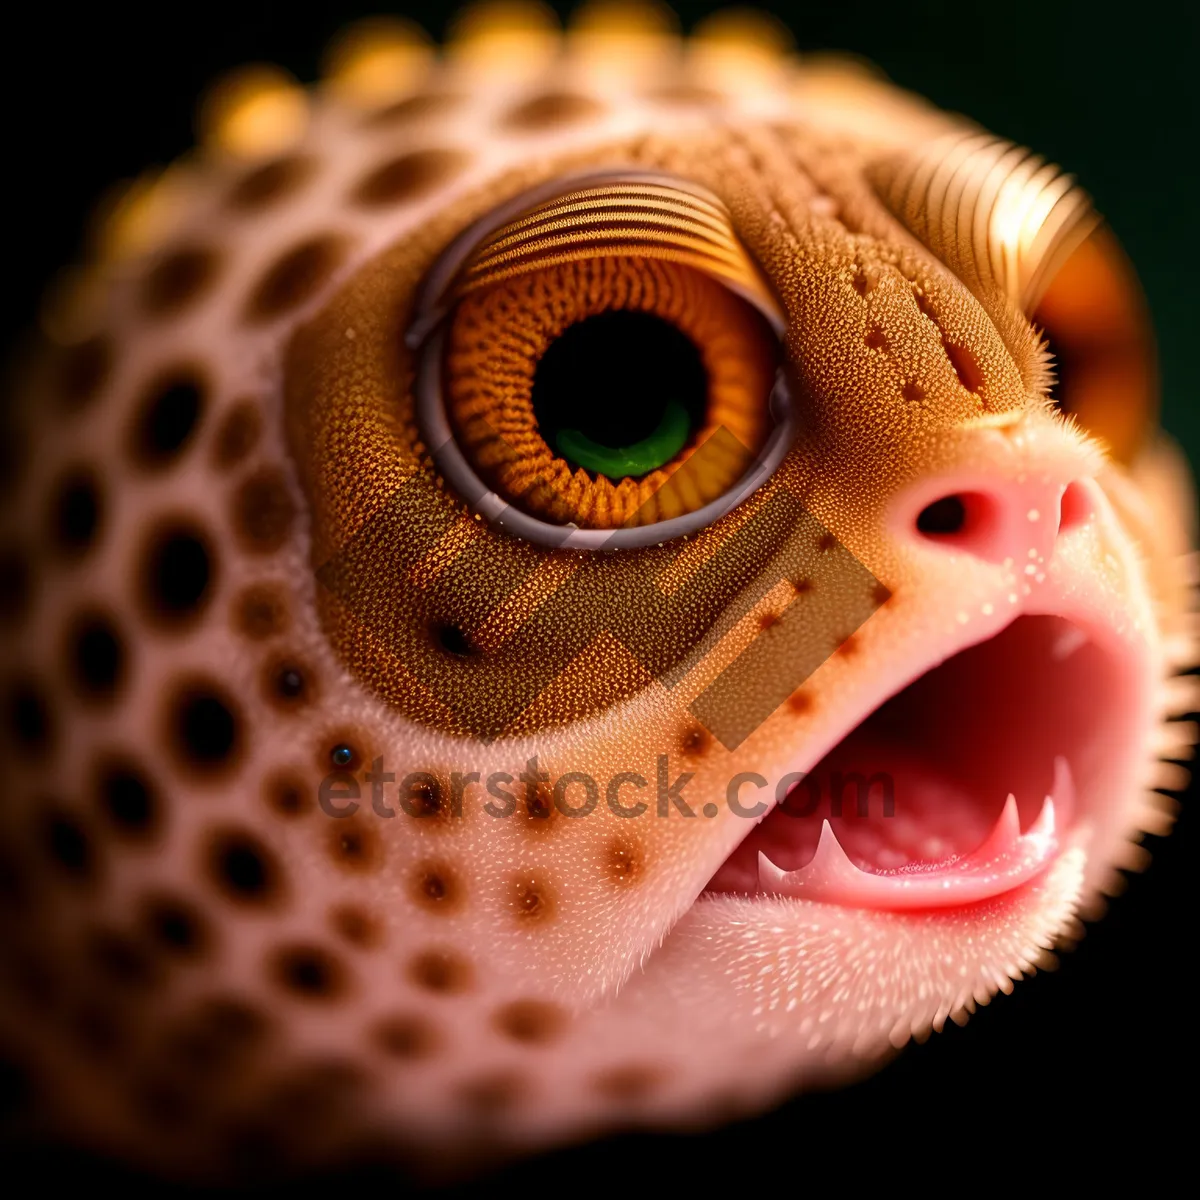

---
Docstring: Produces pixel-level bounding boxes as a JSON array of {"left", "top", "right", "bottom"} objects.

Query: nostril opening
[
  {"left": 1059, "top": 481, "right": 1092, "bottom": 533},
  {"left": 916, "top": 495, "right": 968, "bottom": 536}
]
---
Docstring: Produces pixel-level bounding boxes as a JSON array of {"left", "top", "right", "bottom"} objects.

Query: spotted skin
[{"left": 0, "top": 4, "right": 1196, "bottom": 1181}]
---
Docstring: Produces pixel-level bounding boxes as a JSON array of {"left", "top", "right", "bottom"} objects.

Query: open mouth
[{"left": 705, "top": 614, "right": 1127, "bottom": 910}]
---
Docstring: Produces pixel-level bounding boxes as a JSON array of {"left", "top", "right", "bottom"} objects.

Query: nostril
[
  {"left": 916, "top": 495, "right": 968, "bottom": 536},
  {"left": 913, "top": 491, "right": 1006, "bottom": 560},
  {"left": 1058, "top": 480, "right": 1093, "bottom": 533}
]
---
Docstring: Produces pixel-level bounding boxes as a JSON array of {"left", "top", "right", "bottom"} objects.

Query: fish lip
[{"left": 697, "top": 603, "right": 1147, "bottom": 914}]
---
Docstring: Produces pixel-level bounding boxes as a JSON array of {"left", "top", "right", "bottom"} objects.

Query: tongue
[{"left": 705, "top": 729, "right": 1075, "bottom": 910}]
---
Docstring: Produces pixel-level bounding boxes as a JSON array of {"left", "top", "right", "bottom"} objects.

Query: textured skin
[{"left": 0, "top": 4, "right": 1195, "bottom": 1182}]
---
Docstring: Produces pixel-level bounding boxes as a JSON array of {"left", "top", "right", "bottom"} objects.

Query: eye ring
[{"left": 407, "top": 169, "right": 796, "bottom": 550}]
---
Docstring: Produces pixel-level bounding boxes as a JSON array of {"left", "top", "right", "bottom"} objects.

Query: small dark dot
[
  {"left": 817, "top": 532, "right": 837, "bottom": 552},
  {"left": 130, "top": 370, "right": 204, "bottom": 467},
  {"left": 591, "top": 1063, "right": 664, "bottom": 1101},
  {"left": 916, "top": 495, "right": 967, "bottom": 536},
  {"left": 231, "top": 468, "right": 296, "bottom": 554},
  {"left": 56, "top": 334, "right": 113, "bottom": 411},
  {"left": 407, "top": 949, "right": 472, "bottom": 995},
  {"left": 457, "top": 1070, "right": 526, "bottom": 1115},
  {"left": 85, "top": 927, "right": 158, "bottom": 990},
  {"left": 791, "top": 578, "right": 813, "bottom": 595},
  {"left": 412, "top": 862, "right": 461, "bottom": 911},
  {"left": 511, "top": 873, "right": 555, "bottom": 923},
  {"left": 327, "top": 819, "right": 381, "bottom": 874},
  {"left": 329, "top": 903, "right": 383, "bottom": 948},
  {"left": 608, "top": 841, "right": 641, "bottom": 885},
  {"left": 492, "top": 999, "right": 566, "bottom": 1046},
  {"left": 5, "top": 677, "right": 55, "bottom": 752},
  {"left": 944, "top": 341, "right": 985, "bottom": 394},
  {"left": 263, "top": 769, "right": 310, "bottom": 817},
  {"left": 207, "top": 827, "right": 284, "bottom": 905},
  {"left": 168, "top": 680, "right": 242, "bottom": 776},
  {"left": 264, "top": 657, "right": 313, "bottom": 710},
  {"left": 350, "top": 149, "right": 470, "bottom": 207},
  {"left": 234, "top": 584, "right": 288, "bottom": 640},
  {"left": 864, "top": 325, "right": 887, "bottom": 351},
  {"left": 226, "top": 154, "right": 315, "bottom": 212},
  {"left": 788, "top": 689, "right": 814, "bottom": 715},
  {"left": 0, "top": 545, "right": 32, "bottom": 628},
  {"left": 370, "top": 1013, "right": 437, "bottom": 1060},
  {"left": 331, "top": 743, "right": 354, "bottom": 768},
  {"left": 500, "top": 91, "right": 604, "bottom": 130},
  {"left": 140, "top": 245, "right": 221, "bottom": 319},
  {"left": 901, "top": 380, "right": 925, "bottom": 404},
  {"left": 435, "top": 623, "right": 474, "bottom": 656},
  {"left": 66, "top": 611, "right": 126, "bottom": 700},
  {"left": 95, "top": 756, "right": 160, "bottom": 837},
  {"left": 270, "top": 943, "right": 348, "bottom": 1001},
  {"left": 49, "top": 465, "right": 102, "bottom": 558},
  {"left": 211, "top": 399, "right": 262, "bottom": 469},
  {"left": 244, "top": 235, "right": 348, "bottom": 322},
  {"left": 141, "top": 892, "right": 210, "bottom": 958},
  {"left": 680, "top": 726, "right": 710, "bottom": 756},
  {"left": 40, "top": 807, "right": 95, "bottom": 882},
  {"left": 139, "top": 521, "right": 214, "bottom": 626}
]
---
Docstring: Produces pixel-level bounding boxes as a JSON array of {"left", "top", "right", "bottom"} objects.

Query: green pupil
[{"left": 554, "top": 398, "right": 691, "bottom": 479}]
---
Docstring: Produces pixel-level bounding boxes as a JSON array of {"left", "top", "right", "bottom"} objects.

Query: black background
[{"left": 1, "top": 0, "right": 1196, "bottom": 1188}]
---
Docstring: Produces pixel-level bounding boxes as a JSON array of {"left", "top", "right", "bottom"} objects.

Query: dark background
[{"left": 2, "top": 0, "right": 1196, "bottom": 1186}]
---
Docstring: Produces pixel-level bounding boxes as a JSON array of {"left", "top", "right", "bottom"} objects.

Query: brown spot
[
  {"left": 327, "top": 818, "right": 382, "bottom": 874},
  {"left": 138, "top": 518, "right": 215, "bottom": 629},
  {"left": 791, "top": 577, "right": 813, "bottom": 595},
  {"left": 206, "top": 826, "right": 285, "bottom": 906},
  {"left": 817, "top": 532, "right": 837, "bottom": 552},
  {"left": 234, "top": 583, "right": 288, "bottom": 640},
  {"left": 262, "top": 655, "right": 315, "bottom": 712},
  {"left": 244, "top": 234, "right": 348, "bottom": 322},
  {"left": 4, "top": 676, "right": 55, "bottom": 753},
  {"left": 852, "top": 268, "right": 875, "bottom": 297},
  {"left": 456, "top": 1070, "right": 526, "bottom": 1116},
  {"left": 944, "top": 342, "right": 985, "bottom": 394},
  {"left": 407, "top": 948, "right": 472, "bottom": 995},
  {"left": 211, "top": 399, "right": 262, "bottom": 469},
  {"left": 591, "top": 1063, "right": 664, "bottom": 1101},
  {"left": 269, "top": 943, "right": 349, "bottom": 1002},
  {"left": 55, "top": 333, "right": 113, "bottom": 411},
  {"left": 322, "top": 730, "right": 370, "bottom": 773},
  {"left": 166, "top": 677, "right": 243, "bottom": 779},
  {"left": 263, "top": 768, "right": 311, "bottom": 818},
  {"left": 360, "top": 91, "right": 465, "bottom": 129},
  {"left": 226, "top": 154, "right": 315, "bottom": 212},
  {"left": 231, "top": 467, "right": 296, "bottom": 554},
  {"left": 85, "top": 926, "right": 159, "bottom": 990},
  {"left": 521, "top": 780, "right": 560, "bottom": 834},
  {"left": 510, "top": 872, "right": 555, "bottom": 924},
  {"left": 411, "top": 861, "right": 462, "bottom": 912},
  {"left": 329, "top": 903, "right": 383, "bottom": 949},
  {"left": 758, "top": 611, "right": 781, "bottom": 632},
  {"left": 194, "top": 996, "right": 270, "bottom": 1048},
  {"left": 901, "top": 380, "right": 925, "bottom": 404},
  {"left": 645, "top": 84, "right": 726, "bottom": 106},
  {"left": 836, "top": 633, "right": 860, "bottom": 658},
  {"left": 64, "top": 609, "right": 126, "bottom": 702},
  {"left": 500, "top": 91, "right": 604, "bottom": 130},
  {"left": 94, "top": 754, "right": 161, "bottom": 839},
  {"left": 607, "top": 840, "right": 641, "bottom": 886},
  {"left": 492, "top": 999, "right": 566, "bottom": 1046},
  {"left": 351, "top": 148, "right": 471, "bottom": 207},
  {"left": 872, "top": 582, "right": 892, "bottom": 606},
  {"left": 402, "top": 773, "right": 448, "bottom": 821},
  {"left": 371, "top": 1013, "right": 437, "bottom": 1060},
  {"left": 48, "top": 464, "right": 102, "bottom": 559},
  {"left": 0, "top": 543, "right": 32, "bottom": 628},
  {"left": 680, "top": 725, "right": 710, "bottom": 757},
  {"left": 864, "top": 325, "right": 888, "bottom": 351},
  {"left": 38, "top": 805, "right": 97, "bottom": 884},
  {"left": 139, "top": 892, "right": 211, "bottom": 959},
  {"left": 140, "top": 245, "right": 221, "bottom": 319},
  {"left": 788, "top": 689, "right": 814, "bottom": 715}
]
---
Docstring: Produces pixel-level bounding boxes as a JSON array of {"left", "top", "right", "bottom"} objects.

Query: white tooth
[
  {"left": 1050, "top": 755, "right": 1075, "bottom": 829},
  {"left": 1027, "top": 795, "right": 1056, "bottom": 843},
  {"left": 757, "top": 851, "right": 790, "bottom": 891},
  {"left": 971, "top": 794, "right": 1021, "bottom": 861},
  {"left": 757, "top": 822, "right": 862, "bottom": 896}
]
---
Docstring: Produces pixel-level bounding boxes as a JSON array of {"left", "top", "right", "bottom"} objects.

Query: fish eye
[{"left": 407, "top": 171, "right": 796, "bottom": 549}]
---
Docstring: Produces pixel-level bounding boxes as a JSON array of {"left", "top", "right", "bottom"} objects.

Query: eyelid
[{"left": 407, "top": 169, "right": 795, "bottom": 551}]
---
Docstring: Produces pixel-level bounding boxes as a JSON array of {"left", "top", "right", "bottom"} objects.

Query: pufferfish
[{"left": 1, "top": 0, "right": 1196, "bottom": 1182}]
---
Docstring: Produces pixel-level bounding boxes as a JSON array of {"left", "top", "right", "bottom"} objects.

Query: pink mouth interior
[{"left": 705, "top": 615, "right": 1120, "bottom": 907}]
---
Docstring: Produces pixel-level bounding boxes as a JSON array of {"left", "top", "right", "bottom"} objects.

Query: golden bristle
[
  {"left": 566, "top": 0, "right": 680, "bottom": 74},
  {"left": 322, "top": 17, "right": 434, "bottom": 108},
  {"left": 569, "top": 0, "right": 678, "bottom": 36},
  {"left": 446, "top": 1, "right": 561, "bottom": 74},
  {"left": 198, "top": 64, "right": 308, "bottom": 160}
]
